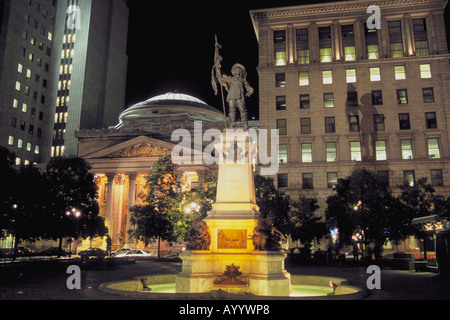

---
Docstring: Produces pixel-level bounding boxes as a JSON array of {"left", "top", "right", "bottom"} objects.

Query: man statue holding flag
[{"left": 212, "top": 36, "right": 254, "bottom": 129}]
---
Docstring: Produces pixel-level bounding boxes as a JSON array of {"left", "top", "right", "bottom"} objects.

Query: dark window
[
  {"left": 276, "top": 96, "right": 286, "bottom": 110},
  {"left": 377, "top": 171, "right": 390, "bottom": 188},
  {"left": 275, "top": 73, "right": 286, "bottom": 87},
  {"left": 302, "top": 173, "right": 314, "bottom": 189},
  {"left": 347, "top": 91, "right": 358, "bottom": 107},
  {"left": 372, "top": 90, "right": 383, "bottom": 105},
  {"left": 374, "top": 115, "right": 385, "bottom": 131},
  {"left": 399, "top": 113, "right": 411, "bottom": 130},
  {"left": 431, "top": 169, "right": 443, "bottom": 186},
  {"left": 325, "top": 117, "right": 335, "bottom": 133},
  {"left": 300, "top": 94, "right": 310, "bottom": 109},
  {"left": 301, "top": 118, "right": 311, "bottom": 134},
  {"left": 425, "top": 112, "right": 437, "bottom": 129},
  {"left": 349, "top": 115, "right": 360, "bottom": 132},
  {"left": 278, "top": 174, "right": 288, "bottom": 188},
  {"left": 423, "top": 87, "right": 434, "bottom": 103}
]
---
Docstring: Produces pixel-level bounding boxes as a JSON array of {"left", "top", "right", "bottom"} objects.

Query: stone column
[
  {"left": 332, "top": 20, "right": 342, "bottom": 61},
  {"left": 105, "top": 173, "right": 116, "bottom": 238},
  {"left": 125, "top": 172, "right": 137, "bottom": 248}
]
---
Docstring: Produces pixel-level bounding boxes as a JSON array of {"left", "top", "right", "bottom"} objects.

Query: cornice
[{"left": 250, "top": 0, "right": 446, "bottom": 19}]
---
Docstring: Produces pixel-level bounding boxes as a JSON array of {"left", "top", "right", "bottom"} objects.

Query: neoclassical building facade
[{"left": 75, "top": 92, "right": 226, "bottom": 251}]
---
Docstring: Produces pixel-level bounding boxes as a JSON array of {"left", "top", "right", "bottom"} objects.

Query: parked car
[
  {"left": 39, "top": 247, "right": 69, "bottom": 257},
  {"left": 111, "top": 248, "right": 132, "bottom": 257},
  {"left": 115, "top": 249, "right": 155, "bottom": 258},
  {"left": 16, "top": 247, "right": 34, "bottom": 256},
  {"left": 79, "top": 248, "right": 106, "bottom": 261}
]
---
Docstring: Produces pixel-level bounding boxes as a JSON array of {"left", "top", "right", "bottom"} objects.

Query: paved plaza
[{"left": 0, "top": 259, "right": 449, "bottom": 301}]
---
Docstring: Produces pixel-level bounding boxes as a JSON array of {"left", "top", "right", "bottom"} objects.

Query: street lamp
[{"left": 66, "top": 208, "right": 82, "bottom": 257}]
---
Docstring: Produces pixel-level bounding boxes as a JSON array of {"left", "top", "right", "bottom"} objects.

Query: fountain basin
[{"left": 98, "top": 274, "right": 366, "bottom": 300}]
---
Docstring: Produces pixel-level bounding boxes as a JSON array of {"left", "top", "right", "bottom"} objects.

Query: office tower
[
  {"left": 251, "top": 0, "right": 450, "bottom": 209},
  {"left": 0, "top": 0, "right": 58, "bottom": 165},
  {"left": 48, "top": 0, "right": 129, "bottom": 161}
]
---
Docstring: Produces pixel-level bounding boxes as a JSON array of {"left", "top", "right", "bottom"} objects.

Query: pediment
[{"left": 84, "top": 136, "right": 175, "bottom": 160}]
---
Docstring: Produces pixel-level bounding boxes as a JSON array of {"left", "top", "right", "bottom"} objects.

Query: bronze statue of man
[{"left": 212, "top": 37, "right": 254, "bottom": 128}]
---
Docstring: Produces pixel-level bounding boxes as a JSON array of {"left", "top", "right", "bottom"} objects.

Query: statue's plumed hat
[{"left": 231, "top": 63, "right": 247, "bottom": 77}]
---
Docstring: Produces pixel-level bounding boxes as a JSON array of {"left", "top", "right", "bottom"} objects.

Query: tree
[
  {"left": 43, "top": 156, "right": 107, "bottom": 255},
  {"left": 398, "top": 177, "right": 446, "bottom": 258},
  {"left": 255, "top": 175, "right": 292, "bottom": 235},
  {"left": 129, "top": 155, "right": 183, "bottom": 258},
  {"left": 325, "top": 168, "right": 403, "bottom": 252},
  {"left": 289, "top": 196, "right": 328, "bottom": 248},
  {"left": 0, "top": 147, "right": 17, "bottom": 241}
]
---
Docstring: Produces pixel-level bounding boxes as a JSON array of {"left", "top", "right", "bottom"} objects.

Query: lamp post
[{"left": 66, "top": 208, "right": 82, "bottom": 257}]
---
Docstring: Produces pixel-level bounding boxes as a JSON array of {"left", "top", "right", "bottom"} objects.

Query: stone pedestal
[{"left": 176, "top": 130, "right": 291, "bottom": 296}]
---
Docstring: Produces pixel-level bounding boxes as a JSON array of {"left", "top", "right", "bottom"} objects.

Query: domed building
[{"left": 75, "top": 92, "right": 226, "bottom": 251}]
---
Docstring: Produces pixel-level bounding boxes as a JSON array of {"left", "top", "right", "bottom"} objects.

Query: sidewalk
[
  {"left": 1, "top": 259, "right": 449, "bottom": 300},
  {"left": 287, "top": 265, "right": 450, "bottom": 300}
]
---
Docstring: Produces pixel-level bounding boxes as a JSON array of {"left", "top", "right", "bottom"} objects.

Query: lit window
[
  {"left": 320, "top": 48, "right": 333, "bottom": 63},
  {"left": 395, "top": 66, "right": 406, "bottom": 80},
  {"left": 420, "top": 64, "right": 431, "bottom": 78},
  {"left": 323, "top": 93, "right": 334, "bottom": 108},
  {"left": 397, "top": 89, "right": 408, "bottom": 104},
  {"left": 275, "top": 51, "right": 287, "bottom": 66},
  {"left": 401, "top": 139, "right": 413, "bottom": 160},
  {"left": 8, "top": 136, "right": 14, "bottom": 146},
  {"left": 375, "top": 140, "right": 387, "bottom": 160},
  {"left": 322, "top": 70, "right": 333, "bottom": 84},
  {"left": 16, "top": 158, "right": 21, "bottom": 166},
  {"left": 370, "top": 67, "right": 381, "bottom": 81},
  {"left": 404, "top": 170, "right": 415, "bottom": 186},
  {"left": 17, "top": 139, "right": 23, "bottom": 149},
  {"left": 18, "top": 63, "right": 23, "bottom": 73},
  {"left": 13, "top": 99, "right": 19, "bottom": 109},
  {"left": 15, "top": 81, "right": 21, "bottom": 91},
  {"left": 48, "top": 32, "right": 52, "bottom": 41},
  {"left": 326, "top": 142, "right": 337, "bottom": 162},
  {"left": 22, "top": 103, "right": 28, "bottom": 113},
  {"left": 346, "top": 69, "right": 356, "bottom": 83},
  {"left": 327, "top": 173, "right": 338, "bottom": 189},
  {"left": 367, "top": 45, "right": 379, "bottom": 59},
  {"left": 350, "top": 142, "right": 362, "bottom": 161},
  {"left": 428, "top": 138, "right": 440, "bottom": 159},
  {"left": 344, "top": 46, "right": 356, "bottom": 61},
  {"left": 298, "top": 50, "right": 309, "bottom": 65},
  {"left": 302, "top": 143, "right": 312, "bottom": 163},
  {"left": 278, "top": 144, "right": 287, "bottom": 164},
  {"left": 299, "top": 72, "right": 309, "bottom": 86}
]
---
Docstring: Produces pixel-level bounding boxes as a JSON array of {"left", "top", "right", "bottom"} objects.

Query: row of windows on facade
[
  {"left": 275, "top": 64, "right": 431, "bottom": 90},
  {"left": 7, "top": 136, "right": 40, "bottom": 156},
  {"left": 276, "top": 169, "right": 444, "bottom": 190},
  {"left": 278, "top": 138, "right": 440, "bottom": 165},
  {"left": 273, "top": 18, "right": 429, "bottom": 65},
  {"left": 277, "top": 111, "right": 439, "bottom": 136},
  {"left": 276, "top": 86, "right": 436, "bottom": 111},
  {"left": 24, "top": 0, "right": 57, "bottom": 14}
]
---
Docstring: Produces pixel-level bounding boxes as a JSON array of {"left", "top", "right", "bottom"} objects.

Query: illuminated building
[
  {"left": 251, "top": 0, "right": 450, "bottom": 251},
  {"left": 75, "top": 92, "right": 226, "bottom": 251},
  {"left": 0, "top": 0, "right": 58, "bottom": 166},
  {"left": 48, "top": 0, "right": 129, "bottom": 161}
]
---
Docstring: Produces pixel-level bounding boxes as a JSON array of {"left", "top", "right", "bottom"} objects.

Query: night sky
[{"left": 124, "top": 0, "right": 450, "bottom": 120}]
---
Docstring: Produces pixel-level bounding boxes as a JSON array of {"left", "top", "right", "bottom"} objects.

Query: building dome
[{"left": 117, "top": 92, "right": 225, "bottom": 127}]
